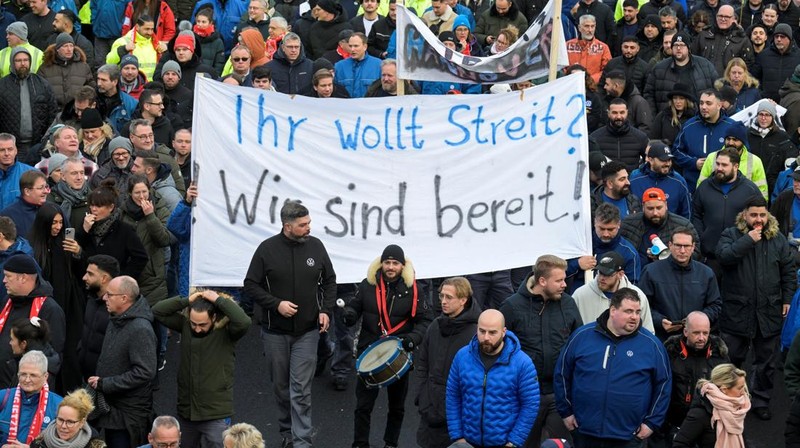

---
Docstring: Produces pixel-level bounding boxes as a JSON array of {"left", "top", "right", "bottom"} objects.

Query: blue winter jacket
[
  {"left": 630, "top": 163, "right": 692, "bottom": 219},
  {"left": 108, "top": 91, "right": 138, "bottom": 135},
  {"left": 772, "top": 161, "right": 796, "bottom": 202},
  {"left": 672, "top": 113, "right": 737, "bottom": 191},
  {"left": 446, "top": 330, "right": 540, "bottom": 447},
  {"left": 166, "top": 200, "right": 191, "bottom": 298},
  {"left": 0, "top": 388, "right": 62, "bottom": 444},
  {"left": 566, "top": 231, "right": 641, "bottom": 292},
  {"left": 335, "top": 54, "right": 382, "bottom": 99},
  {"left": 554, "top": 312, "right": 672, "bottom": 441},
  {"left": 638, "top": 257, "right": 722, "bottom": 339},
  {"left": 192, "top": 0, "right": 248, "bottom": 51},
  {"left": 0, "top": 162, "right": 35, "bottom": 211},
  {"left": 0, "top": 237, "right": 34, "bottom": 298},
  {"left": 0, "top": 7, "right": 15, "bottom": 48},
  {"left": 90, "top": 0, "right": 128, "bottom": 39},
  {"left": 0, "top": 198, "right": 40, "bottom": 240}
]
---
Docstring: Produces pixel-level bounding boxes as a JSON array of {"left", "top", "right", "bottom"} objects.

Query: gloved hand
[
  {"left": 342, "top": 308, "right": 358, "bottom": 326},
  {"left": 401, "top": 336, "right": 415, "bottom": 352}
]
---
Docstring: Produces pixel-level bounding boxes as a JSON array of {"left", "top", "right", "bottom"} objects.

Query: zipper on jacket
[{"left": 481, "top": 370, "right": 488, "bottom": 447}]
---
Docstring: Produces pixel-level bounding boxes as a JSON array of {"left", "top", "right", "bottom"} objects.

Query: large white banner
[
  {"left": 190, "top": 74, "right": 591, "bottom": 286},
  {"left": 396, "top": 1, "right": 568, "bottom": 84}
]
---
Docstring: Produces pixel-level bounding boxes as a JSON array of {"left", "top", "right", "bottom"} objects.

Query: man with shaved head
[
  {"left": 658, "top": 311, "right": 729, "bottom": 445},
  {"left": 446, "top": 309, "right": 540, "bottom": 448}
]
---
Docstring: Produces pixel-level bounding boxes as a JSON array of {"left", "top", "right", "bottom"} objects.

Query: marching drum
[{"left": 356, "top": 336, "right": 412, "bottom": 389}]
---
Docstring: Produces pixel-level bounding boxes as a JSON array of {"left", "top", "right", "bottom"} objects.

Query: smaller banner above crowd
[{"left": 396, "top": 0, "right": 568, "bottom": 84}]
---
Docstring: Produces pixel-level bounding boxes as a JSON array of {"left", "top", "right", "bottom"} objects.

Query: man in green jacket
[{"left": 152, "top": 289, "right": 251, "bottom": 448}]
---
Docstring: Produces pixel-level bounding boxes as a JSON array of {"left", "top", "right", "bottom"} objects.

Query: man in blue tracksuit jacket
[
  {"left": 672, "top": 90, "right": 736, "bottom": 193},
  {"left": 554, "top": 288, "right": 671, "bottom": 447},
  {"left": 630, "top": 141, "right": 693, "bottom": 220},
  {"left": 446, "top": 310, "right": 540, "bottom": 448}
]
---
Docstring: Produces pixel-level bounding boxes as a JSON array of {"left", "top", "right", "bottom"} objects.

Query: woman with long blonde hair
[{"left": 714, "top": 57, "right": 761, "bottom": 112}]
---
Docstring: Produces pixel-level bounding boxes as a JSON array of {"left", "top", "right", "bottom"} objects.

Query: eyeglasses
[
  {"left": 18, "top": 372, "right": 44, "bottom": 381},
  {"left": 28, "top": 185, "right": 50, "bottom": 191},
  {"left": 154, "top": 442, "right": 180, "bottom": 448},
  {"left": 132, "top": 133, "right": 154, "bottom": 140},
  {"left": 670, "top": 243, "right": 694, "bottom": 250},
  {"left": 232, "top": 57, "right": 250, "bottom": 62},
  {"left": 56, "top": 418, "right": 80, "bottom": 428},
  {"left": 146, "top": 102, "right": 164, "bottom": 107}
]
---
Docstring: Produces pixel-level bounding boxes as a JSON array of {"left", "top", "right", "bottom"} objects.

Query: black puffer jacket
[
  {"left": 307, "top": 11, "right": 352, "bottom": 60},
  {"left": 415, "top": 299, "right": 480, "bottom": 431},
  {"left": 0, "top": 72, "right": 57, "bottom": 145},
  {"left": 716, "top": 212, "right": 796, "bottom": 338},
  {"left": 748, "top": 125, "right": 798, "bottom": 191},
  {"left": 643, "top": 55, "right": 719, "bottom": 114},
  {"left": 663, "top": 335, "right": 729, "bottom": 428},
  {"left": 600, "top": 55, "right": 650, "bottom": 93},
  {"left": 499, "top": 272, "right": 583, "bottom": 394},
  {"left": 754, "top": 42, "right": 800, "bottom": 101},
  {"left": 691, "top": 23, "right": 754, "bottom": 75},
  {"left": 589, "top": 120, "right": 649, "bottom": 171},
  {"left": 347, "top": 257, "right": 432, "bottom": 353}
]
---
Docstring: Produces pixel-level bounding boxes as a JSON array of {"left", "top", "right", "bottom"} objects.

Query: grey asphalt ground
[{"left": 154, "top": 322, "right": 789, "bottom": 448}]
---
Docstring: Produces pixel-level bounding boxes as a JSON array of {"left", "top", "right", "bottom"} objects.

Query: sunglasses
[{"left": 232, "top": 57, "right": 250, "bottom": 62}]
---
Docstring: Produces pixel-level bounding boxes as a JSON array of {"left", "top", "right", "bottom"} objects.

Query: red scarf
[
  {"left": 0, "top": 296, "right": 46, "bottom": 335},
  {"left": 193, "top": 23, "right": 215, "bottom": 38},
  {"left": 8, "top": 382, "right": 50, "bottom": 444},
  {"left": 374, "top": 276, "right": 417, "bottom": 336}
]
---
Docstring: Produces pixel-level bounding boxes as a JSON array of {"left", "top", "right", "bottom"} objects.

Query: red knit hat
[{"left": 175, "top": 32, "right": 195, "bottom": 52}]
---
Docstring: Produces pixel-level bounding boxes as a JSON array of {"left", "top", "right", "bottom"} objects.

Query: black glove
[
  {"left": 342, "top": 308, "right": 358, "bottom": 326},
  {"left": 401, "top": 336, "right": 415, "bottom": 352}
]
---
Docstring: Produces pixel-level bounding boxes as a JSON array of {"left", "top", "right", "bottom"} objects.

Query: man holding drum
[{"left": 342, "top": 244, "right": 431, "bottom": 448}]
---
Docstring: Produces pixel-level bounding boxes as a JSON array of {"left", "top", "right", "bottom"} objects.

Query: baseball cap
[
  {"left": 596, "top": 251, "right": 625, "bottom": 276},
  {"left": 648, "top": 142, "right": 674, "bottom": 161},
  {"left": 642, "top": 187, "right": 667, "bottom": 203}
]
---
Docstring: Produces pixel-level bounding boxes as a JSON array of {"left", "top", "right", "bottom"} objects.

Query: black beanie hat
[
  {"left": 381, "top": 244, "right": 405, "bottom": 264},
  {"left": 4, "top": 254, "right": 39, "bottom": 274}
]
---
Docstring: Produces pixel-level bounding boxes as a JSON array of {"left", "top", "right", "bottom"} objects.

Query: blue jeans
[{"left": 262, "top": 329, "right": 319, "bottom": 448}]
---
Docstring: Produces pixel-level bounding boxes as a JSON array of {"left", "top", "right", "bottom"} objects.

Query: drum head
[{"left": 358, "top": 339, "right": 400, "bottom": 372}]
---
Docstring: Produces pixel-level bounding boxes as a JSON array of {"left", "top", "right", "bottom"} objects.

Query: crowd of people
[{"left": 5, "top": 0, "right": 800, "bottom": 446}]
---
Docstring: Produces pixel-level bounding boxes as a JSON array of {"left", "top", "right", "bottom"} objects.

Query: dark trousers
[
  {"left": 525, "top": 393, "right": 572, "bottom": 447},
  {"left": 466, "top": 271, "right": 514, "bottom": 310},
  {"left": 352, "top": 371, "right": 409, "bottom": 447},
  {"left": 722, "top": 331, "right": 780, "bottom": 408},
  {"left": 104, "top": 428, "right": 131, "bottom": 448},
  {"left": 573, "top": 433, "right": 644, "bottom": 448}
]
